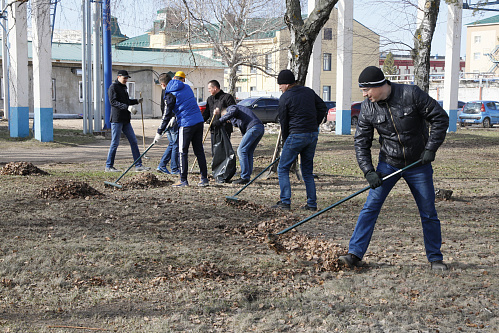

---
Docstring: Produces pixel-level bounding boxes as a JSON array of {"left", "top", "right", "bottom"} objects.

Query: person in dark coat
[
  {"left": 272, "top": 70, "right": 327, "bottom": 211},
  {"left": 203, "top": 80, "right": 236, "bottom": 165},
  {"left": 105, "top": 69, "right": 149, "bottom": 172},
  {"left": 339, "top": 66, "right": 450, "bottom": 271},
  {"left": 214, "top": 104, "right": 265, "bottom": 184}
]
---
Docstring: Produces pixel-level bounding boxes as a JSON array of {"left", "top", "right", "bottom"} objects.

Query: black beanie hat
[
  {"left": 277, "top": 70, "right": 295, "bottom": 85},
  {"left": 358, "top": 66, "right": 386, "bottom": 88}
]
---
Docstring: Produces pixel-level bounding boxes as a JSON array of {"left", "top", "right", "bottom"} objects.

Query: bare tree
[
  {"left": 412, "top": 0, "right": 440, "bottom": 92},
  {"left": 176, "top": 0, "right": 286, "bottom": 96},
  {"left": 283, "top": 0, "right": 338, "bottom": 85}
]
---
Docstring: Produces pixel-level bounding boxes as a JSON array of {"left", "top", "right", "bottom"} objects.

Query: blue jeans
[
  {"left": 158, "top": 126, "right": 179, "bottom": 173},
  {"left": 277, "top": 132, "right": 318, "bottom": 208},
  {"left": 348, "top": 161, "right": 443, "bottom": 263},
  {"left": 106, "top": 122, "right": 142, "bottom": 168},
  {"left": 237, "top": 124, "right": 264, "bottom": 180}
]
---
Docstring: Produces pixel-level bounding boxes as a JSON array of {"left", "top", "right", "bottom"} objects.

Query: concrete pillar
[
  {"left": 32, "top": 0, "right": 53, "bottom": 142},
  {"left": 1, "top": 0, "right": 9, "bottom": 122},
  {"left": 335, "top": 0, "right": 353, "bottom": 135},
  {"left": 443, "top": 0, "right": 462, "bottom": 133},
  {"left": 7, "top": 0, "right": 29, "bottom": 138},
  {"left": 305, "top": 0, "right": 322, "bottom": 95}
]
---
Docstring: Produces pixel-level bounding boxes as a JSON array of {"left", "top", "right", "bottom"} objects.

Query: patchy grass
[{"left": 0, "top": 126, "right": 497, "bottom": 332}]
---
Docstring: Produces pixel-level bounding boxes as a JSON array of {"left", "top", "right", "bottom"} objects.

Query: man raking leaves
[{"left": 339, "top": 66, "right": 450, "bottom": 271}]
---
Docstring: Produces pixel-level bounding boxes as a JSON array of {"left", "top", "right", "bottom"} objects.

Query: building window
[
  {"left": 52, "top": 79, "right": 56, "bottom": 101},
  {"left": 322, "top": 86, "right": 331, "bottom": 101},
  {"left": 474, "top": 36, "right": 481, "bottom": 44},
  {"left": 250, "top": 86, "right": 256, "bottom": 92},
  {"left": 237, "top": 65, "right": 242, "bottom": 73},
  {"left": 265, "top": 54, "right": 272, "bottom": 70},
  {"left": 236, "top": 87, "right": 241, "bottom": 93},
  {"left": 78, "top": 81, "right": 83, "bottom": 102},
  {"left": 250, "top": 66, "right": 256, "bottom": 74},
  {"left": 194, "top": 87, "right": 204, "bottom": 102},
  {"left": 323, "top": 53, "right": 332, "bottom": 71},
  {"left": 323, "top": 28, "right": 332, "bottom": 40},
  {"left": 126, "top": 82, "right": 136, "bottom": 99},
  {"left": 474, "top": 52, "right": 481, "bottom": 60}
]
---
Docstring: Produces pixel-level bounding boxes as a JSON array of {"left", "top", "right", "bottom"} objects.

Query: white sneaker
[
  {"left": 135, "top": 166, "right": 151, "bottom": 172},
  {"left": 105, "top": 167, "right": 122, "bottom": 172}
]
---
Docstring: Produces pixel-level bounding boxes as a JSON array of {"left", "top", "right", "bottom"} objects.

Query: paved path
[{"left": 0, "top": 119, "right": 246, "bottom": 166}]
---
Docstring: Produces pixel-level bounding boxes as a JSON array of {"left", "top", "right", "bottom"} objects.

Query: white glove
[
  {"left": 128, "top": 105, "right": 137, "bottom": 115},
  {"left": 167, "top": 116, "right": 176, "bottom": 129},
  {"left": 153, "top": 133, "right": 162, "bottom": 144},
  {"left": 137, "top": 98, "right": 143, "bottom": 104}
]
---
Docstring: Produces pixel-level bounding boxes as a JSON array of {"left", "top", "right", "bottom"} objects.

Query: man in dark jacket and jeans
[
  {"left": 105, "top": 70, "right": 149, "bottom": 172},
  {"left": 339, "top": 66, "right": 450, "bottom": 271},
  {"left": 272, "top": 70, "right": 327, "bottom": 211},
  {"left": 214, "top": 104, "right": 265, "bottom": 184}
]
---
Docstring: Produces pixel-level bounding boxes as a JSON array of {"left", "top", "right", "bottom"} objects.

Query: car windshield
[
  {"left": 238, "top": 98, "right": 258, "bottom": 107},
  {"left": 463, "top": 103, "right": 481, "bottom": 114}
]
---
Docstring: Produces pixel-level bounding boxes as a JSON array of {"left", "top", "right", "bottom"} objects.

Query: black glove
[
  {"left": 211, "top": 119, "right": 221, "bottom": 129},
  {"left": 365, "top": 170, "right": 383, "bottom": 189},
  {"left": 420, "top": 149, "right": 436, "bottom": 165}
]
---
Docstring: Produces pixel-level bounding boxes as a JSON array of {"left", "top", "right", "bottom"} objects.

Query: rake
[
  {"left": 104, "top": 137, "right": 162, "bottom": 189},
  {"left": 226, "top": 156, "right": 280, "bottom": 202},
  {"left": 268, "top": 159, "right": 422, "bottom": 238}
]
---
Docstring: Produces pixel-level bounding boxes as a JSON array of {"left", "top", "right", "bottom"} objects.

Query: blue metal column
[{"left": 102, "top": 0, "right": 112, "bottom": 129}]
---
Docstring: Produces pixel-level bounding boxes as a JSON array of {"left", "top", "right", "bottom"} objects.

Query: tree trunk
[
  {"left": 284, "top": 0, "right": 338, "bottom": 85},
  {"left": 411, "top": 0, "right": 440, "bottom": 93},
  {"left": 227, "top": 65, "right": 238, "bottom": 98}
]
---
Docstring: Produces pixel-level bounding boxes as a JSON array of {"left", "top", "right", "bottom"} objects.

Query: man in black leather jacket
[{"left": 339, "top": 66, "right": 450, "bottom": 271}]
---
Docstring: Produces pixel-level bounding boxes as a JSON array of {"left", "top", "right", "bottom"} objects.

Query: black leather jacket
[{"left": 354, "top": 82, "right": 449, "bottom": 174}]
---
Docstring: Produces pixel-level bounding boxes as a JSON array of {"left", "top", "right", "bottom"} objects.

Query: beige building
[
  {"left": 147, "top": 8, "right": 379, "bottom": 102},
  {"left": 465, "top": 14, "right": 499, "bottom": 76}
]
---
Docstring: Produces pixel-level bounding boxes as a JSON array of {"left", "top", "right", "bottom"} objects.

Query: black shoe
[
  {"left": 339, "top": 253, "right": 362, "bottom": 268},
  {"left": 233, "top": 178, "right": 250, "bottom": 185},
  {"left": 271, "top": 201, "right": 290, "bottom": 211},
  {"left": 302, "top": 204, "right": 317, "bottom": 211},
  {"left": 431, "top": 260, "right": 448, "bottom": 271}
]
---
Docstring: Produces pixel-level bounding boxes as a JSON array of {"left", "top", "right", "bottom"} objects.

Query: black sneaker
[
  {"left": 431, "top": 260, "right": 448, "bottom": 271},
  {"left": 301, "top": 204, "right": 317, "bottom": 211},
  {"left": 271, "top": 201, "right": 290, "bottom": 211},
  {"left": 338, "top": 253, "right": 362, "bottom": 268},
  {"left": 233, "top": 178, "right": 250, "bottom": 185}
]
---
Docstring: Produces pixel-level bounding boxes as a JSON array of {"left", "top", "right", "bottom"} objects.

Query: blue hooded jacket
[{"left": 165, "top": 79, "right": 204, "bottom": 127}]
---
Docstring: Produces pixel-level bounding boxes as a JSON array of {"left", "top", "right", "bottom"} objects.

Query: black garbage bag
[{"left": 211, "top": 126, "right": 236, "bottom": 182}]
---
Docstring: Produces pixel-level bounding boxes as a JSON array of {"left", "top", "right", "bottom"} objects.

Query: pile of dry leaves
[
  {"left": 0, "top": 162, "right": 49, "bottom": 176},
  {"left": 232, "top": 202, "right": 347, "bottom": 272},
  {"left": 121, "top": 173, "right": 167, "bottom": 189},
  {"left": 39, "top": 179, "right": 102, "bottom": 199}
]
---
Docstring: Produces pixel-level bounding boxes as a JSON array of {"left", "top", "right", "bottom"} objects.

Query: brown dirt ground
[{"left": 0, "top": 119, "right": 497, "bottom": 332}]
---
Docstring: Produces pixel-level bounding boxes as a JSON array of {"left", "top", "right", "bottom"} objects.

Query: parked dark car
[
  {"left": 326, "top": 101, "right": 362, "bottom": 128},
  {"left": 237, "top": 96, "right": 280, "bottom": 123},
  {"left": 458, "top": 100, "right": 499, "bottom": 128}
]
